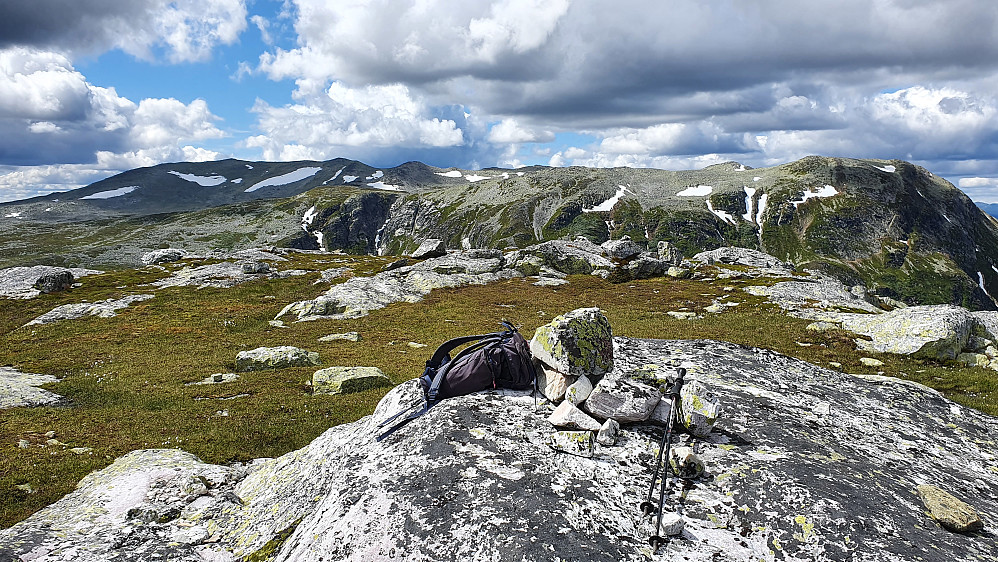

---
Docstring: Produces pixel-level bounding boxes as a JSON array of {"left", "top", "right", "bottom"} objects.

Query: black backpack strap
[
  {"left": 426, "top": 336, "right": 505, "bottom": 403},
  {"left": 376, "top": 404, "right": 429, "bottom": 442},
  {"left": 425, "top": 323, "right": 518, "bottom": 369}
]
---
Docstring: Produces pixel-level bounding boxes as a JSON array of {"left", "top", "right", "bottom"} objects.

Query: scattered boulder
[
  {"left": 596, "top": 418, "right": 620, "bottom": 446},
  {"left": 666, "top": 266, "right": 691, "bottom": 279},
  {"left": 626, "top": 253, "right": 667, "bottom": 280},
  {"left": 0, "top": 367, "right": 62, "bottom": 408},
  {"left": 411, "top": 239, "right": 447, "bottom": 259},
  {"left": 26, "top": 294, "right": 155, "bottom": 326},
  {"left": 530, "top": 307, "right": 614, "bottom": 379},
  {"left": 547, "top": 400, "right": 602, "bottom": 431},
  {"left": 583, "top": 374, "right": 662, "bottom": 423},
  {"left": 185, "top": 373, "right": 239, "bottom": 386},
  {"left": 312, "top": 367, "right": 392, "bottom": 395},
  {"left": 153, "top": 261, "right": 294, "bottom": 289},
  {"left": 860, "top": 357, "right": 884, "bottom": 368},
  {"left": 547, "top": 430, "right": 596, "bottom": 458},
  {"left": 601, "top": 238, "right": 644, "bottom": 260},
  {"left": 235, "top": 346, "right": 320, "bottom": 372},
  {"left": 692, "top": 247, "right": 793, "bottom": 274},
  {"left": 916, "top": 485, "right": 984, "bottom": 532},
  {"left": 0, "top": 266, "right": 101, "bottom": 299},
  {"left": 241, "top": 261, "right": 271, "bottom": 274},
  {"left": 678, "top": 380, "right": 721, "bottom": 437},
  {"left": 141, "top": 248, "right": 189, "bottom": 265},
  {"left": 669, "top": 446, "right": 705, "bottom": 479},
  {"left": 32, "top": 270, "right": 74, "bottom": 293},
  {"left": 511, "top": 239, "right": 614, "bottom": 276},
  {"left": 656, "top": 512, "right": 685, "bottom": 537},
  {"left": 381, "top": 258, "right": 410, "bottom": 272},
  {"left": 656, "top": 241, "right": 683, "bottom": 266},
  {"left": 835, "top": 305, "right": 972, "bottom": 360}
]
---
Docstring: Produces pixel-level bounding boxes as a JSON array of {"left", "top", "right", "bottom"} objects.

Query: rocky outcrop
[
  {"left": 529, "top": 307, "right": 614, "bottom": 378},
  {"left": 32, "top": 270, "right": 74, "bottom": 293},
  {"left": 0, "top": 367, "right": 61, "bottom": 408},
  {"left": 0, "top": 266, "right": 101, "bottom": 299},
  {"left": 26, "top": 294, "right": 154, "bottom": 326},
  {"left": 235, "top": 346, "right": 320, "bottom": 371},
  {"left": 152, "top": 260, "right": 306, "bottom": 289},
  {"left": 816, "top": 305, "right": 973, "bottom": 360},
  {"left": 692, "top": 247, "right": 794, "bottom": 275},
  {"left": 141, "top": 248, "right": 190, "bottom": 265},
  {"left": 311, "top": 367, "right": 392, "bottom": 395},
  {"left": 3, "top": 338, "right": 995, "bottom": 561},
  {"left": 744, "top": 278, "right": 882, "bottom": 315},
  {"left": 410, "top": 239, "right": 447, "bottom": 259}
]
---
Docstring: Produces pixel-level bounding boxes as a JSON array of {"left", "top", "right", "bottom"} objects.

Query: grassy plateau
[{"left": 1, "top": 252, "right": 996, "bottom": 528}]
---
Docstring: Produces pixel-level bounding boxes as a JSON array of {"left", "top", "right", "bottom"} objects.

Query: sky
[{"left": 2, "top": 0, "right": 998, "bottom": 203}]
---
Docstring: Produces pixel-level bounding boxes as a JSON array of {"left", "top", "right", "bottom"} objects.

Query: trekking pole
[{"left": 639, "top": 367, "right": 686, "bottom": 548}]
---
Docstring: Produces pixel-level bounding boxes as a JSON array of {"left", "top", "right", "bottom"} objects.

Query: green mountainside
[{"left": 2, "top": 155, "right": 997, "bottom": 309}]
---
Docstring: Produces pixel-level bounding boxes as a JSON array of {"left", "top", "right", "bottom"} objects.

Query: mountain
[
  {"left": 976, "top": 202, "right": 998, "bottom": 220},
  {"left": 2, "top": 155, "right": 997, "bottom": 309}
]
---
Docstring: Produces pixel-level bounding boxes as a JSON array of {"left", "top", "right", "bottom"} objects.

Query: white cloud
[
  {"left": 248, "top": 82, "right": 463, "bottom": 161},
  {"left": 486, "top": 118, "right": 555, "bottom": 143}
]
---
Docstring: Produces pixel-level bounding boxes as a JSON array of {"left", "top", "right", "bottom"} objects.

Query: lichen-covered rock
[
  {"left": 530, "top": 307, "right": 614, "bottom": 378},
  {"left": 0, "top": 266, "right": 101, "bottom": 299},
  {"left": 692, "top": 247, "right": 793, "bottom": 275},
  {"left": 565, "top": 374, "right": 594, "bottom": 406},
  {"left": 596, "top": 418, "right": 620, "bottom": 446},
  {"left": 26, "top": 294, "right": 154, "bottom": 326},
  {"left": 626, "top": 254, "right": 667, "bottom": 280},
  {"left": 916, "top": 485, "right": 984, "bottom": 532},
  {"left": 33, "top": 270, "right": 74, "bottom": 293},
  {"left": 411, "top": 238, "right": 447, "bottom": 259},
  {"left": 656, "top": 241, "right": 683, "bottom": 266},
  {"left": 834, "top": 305, "right": 973, "bottom": 360},
  {"left": 602, "top": 238, "right": 645, "bottom": 260},
  {"left": 956, "top": 352, "right": 989, "bottom": 368},
  {"left": 513, "top": 239, "right": 613, "bottom": 275},
  {"left": 665, "top": 266, "right": 691, "bottom": 279},
  {"left": 3, "top": 338, "right": 998, "bottom": 561},
  {"left": 744, "top": 278, "right": 882, "bottom": 315},
  {"left": 669, "top": 446, "right": 705, "bottom": 479},
  {"left": 548, "top": 400, "right": 602, "bottom": 431},
  {"left": 679, "top": 380, "right": 720, "bottom": 437},
  {"left": 547, "top": 430, "right": 596, "bottom": 458},
  {"left": 312, "top": 367, "right": 392, "bottom": 395},
  {"left": 235, "top": 346, "right": 320, "bottom": 372},
  {"left": 0, "top": 367, "right": 61, "bottom": 408},
  {"left": 584, "top": 373, "right": 662, "bottom": 422},
  {"left": 141, "top": 248, "right": 189, "bottom": 265},
  {"left": 241, "top": 261, "right": 271, "bottom": 274},
  {"left": 153, "top": 261, "right": 285, "bottom": 289}
]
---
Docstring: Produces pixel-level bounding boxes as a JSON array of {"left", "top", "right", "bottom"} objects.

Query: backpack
[{"left": 376, "top": 321, "right": 536, "bottom": 441}]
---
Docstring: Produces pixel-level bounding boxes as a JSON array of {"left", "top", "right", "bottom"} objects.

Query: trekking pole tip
[
  {"left": 639, "top": 501, "right": 658, "bottom": 516},
  {"left": 648, "top": 535, "right": 668, "bottom": 550}
]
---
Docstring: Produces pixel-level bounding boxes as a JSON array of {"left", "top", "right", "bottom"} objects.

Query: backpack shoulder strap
[{"left": 426, "top": 335, "right": 505, "bottom": 403}]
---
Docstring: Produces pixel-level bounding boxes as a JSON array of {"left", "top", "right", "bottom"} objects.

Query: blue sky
[{"left": 3, "top": 0, "right": 998, "bottom": 202}]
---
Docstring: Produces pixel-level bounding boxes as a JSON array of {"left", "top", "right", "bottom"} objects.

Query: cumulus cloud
[
  {"left": 0, "top": 0, "right": 247, "bottom": 63},
  {"left": 486, "top": 119, "right": 555, "bottom": 144},
  {"left": 247, "top": 82, "right": 463, "bottom": 161}
]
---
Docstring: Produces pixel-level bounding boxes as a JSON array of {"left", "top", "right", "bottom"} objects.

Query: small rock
[
  {"left": 235, "top": 346, "right": 320, "bottom": 372},
  {"left": 241, "top": 261, "right": 271, "bottom": 274},
  {"left": 312, "top": 367, "right": 392, "bottom": 395},
  {"left": 679, "top": 380, "right": 721, "bottom": 437},
  {"left": 44, "top": 431, "right": 55, "bottom": 438},
  {"left": 382, "top": 258, "right": 411, "bottom": 272},
  {"left": 186, "top": 373, "right": 239, "bottom": 386},
  {"left": 46, "top": 438, "right": 62, "bottom": 446},
  {"left": 596, "top": 418, "right": 620, "bottom": 446},
  {"left": 665, "top": 266, "right": 690, "bottom": 279},
  {"left": 860, "top": 357, "right": 884, "bottom": 367},
  {"left": 649, "top": 398, "right": 673, "bottom": 425},
  {"left": 319, "top": 332, "right": 362, "bottom": 343},
  {"left": 17, "top": 439, "right": 29, "bottom": 449},
  {"left": 565, "top": 375, "right": 593, "bottom": 406},
  {"left": 532, "top": 277, "right": 569, "bottom": 287},
  {"left": 829, "top": 362, "right": 842, "bottom": 369},
  {"left": 530, "top": 307, "right": 614, "bottom": 379},
  {"left": 411, "top": 239, "right": 447, "bottom": 259},
  {"left": 656, "top": 512, "right": 685, "bottom": 536},
  {"left": 69, "top": 447, "right": 93, "bottom": 455},
  {"left": 917, "top": 484, "right": 984, "bottom": 532},
  {"left": 806, "top": 321, "right": 839, "bottom": 332},
  {"left": 669, "top": 446, "right": 705, "bottom": 479},
  {"left": 548, "top": 401, "right": 602, "bottom": 431},
  {"left": 535, "top": 362, "right": 572, "bottom": 402},
  {"left": 15, "top": 483, "right": 34, "bottom": 494},
  {"left": 666, "top": 311, "right": 697, "bottom": 320},
  {"left": 268, "top": 320, "right": 286, "bottom": 328},
  {"left": 584, "top": 375, "right": 662, "bottom": 423},
  {"left": 704, "top": 303, "right": 725, "bottom": 314},
  {"left": 407, "top": 342, "right": 427, "bottom": 349},
  {"left": 33, "top": 271, "right": 74, "bottom": 293},
  {"left": 547, "top": 431, "right": 595, "bottom": 458}
]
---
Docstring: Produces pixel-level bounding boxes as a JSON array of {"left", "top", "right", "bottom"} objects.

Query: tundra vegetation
[{"left": 1, "top": 252, "right": 995, "bottom": 528}]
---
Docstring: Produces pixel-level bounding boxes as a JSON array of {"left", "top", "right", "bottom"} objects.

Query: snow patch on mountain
[
  {"left": 231, "top": 178, "right": 243, "bottom": 184},
  {"left": 875, "top": 164, "right": 897, "bottom": 173},
  {"left": 465, "top": 174, "right": 490, "bottom": 182},
  {"left": 366, "top": 181, "right": 403, "bottom": 191},
  {"left": 366, "top": 171, "right": 384, "bottom": 180},
  {"left": 342, "top": 175, "right": 358, "bottom": 182},
  {"left": 583, "top": 185, "right": 633, "bottom": 213},
  {"left": 168, "top": 171, "right": 226, "bottom": 187},
  {"left": 324, "top": 167, "right": 345, "bottom": 185},
  {"left": 435, "top": 170, "right": 463, "bottom": 178},
  {"left": 244, "top": 167, "right": 322, "bottom": 193},
  {"left": 302, "top": 206, "right": 318, "bottom": 230},
  {"left": 742, "top": 187, "right": 757, "bottom": 222},
  {"left": 756, "top": 192, "right": 769, "bottom": 226},
  {"left": 707, "top": 198, "right": 736, "bottom": 225},
  {"left": 81, "top": 186, "right": 139, "bottom": 200},
  {"left": 676, "top": 185, "right": 713, "bottom": 197},
  {"left": 791, "top": 185, "right": 838, "bottom": 208}
]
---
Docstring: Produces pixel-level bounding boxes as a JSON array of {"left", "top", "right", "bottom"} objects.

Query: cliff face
[
  {"left": 2, "top": 156, "right": 997, "bottom": 308},
  {"left": 2, "top": 338, "right": 995, "bottom": 561}
]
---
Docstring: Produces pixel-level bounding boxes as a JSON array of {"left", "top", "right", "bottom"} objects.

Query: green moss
[{"left": 244, "top": 518, "right": 302, "bottom": 561}]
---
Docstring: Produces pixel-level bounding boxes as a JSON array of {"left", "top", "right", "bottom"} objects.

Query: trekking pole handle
[{"left": 667, "top": 367, "right": 686, "bottom": 398}]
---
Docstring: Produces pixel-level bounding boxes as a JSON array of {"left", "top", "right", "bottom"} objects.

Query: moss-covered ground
[{"left": 1, "top": 253, "right": 996, "bottom": 528}]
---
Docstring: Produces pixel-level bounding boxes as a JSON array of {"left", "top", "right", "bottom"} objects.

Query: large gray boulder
[
  {"left": 311, "top": 367, "right": 392, "bottom": 395},
  {"left": 32, "top": 270, "right": 74, "bottom": 293},
  {"left": 235, "top": 346, "right": 320, "bottom": 371},
  {"left": 692, "top": 247, "right": 794, "bottom": 276},
  {"left": 832, "top": 305, "right": 973, "bottom": 359},
  {"left": 529, "top": 307, "right": 614, "bottom": 378},
  {"left": 141, "top": 248, "right": 189, "bottom": 265},
  {"left": 3, "top": 338, "right": 995, "bottom": 561},
  {"left": 601, "top": 238, "right": 645, "bottom": 260},
  {"left": 744, "top": 278, "right": 882, "bottom": 315},
  {"left": 411, "top": 239, "right": 447, "bottom": 259},
  {"left": 511, "top": 239, "right": 614, "bottom": 275}
]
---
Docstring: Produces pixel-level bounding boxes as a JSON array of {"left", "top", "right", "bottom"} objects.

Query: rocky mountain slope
[{"left": 2, "top": 156, "right": 997, "bottom": 309}]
